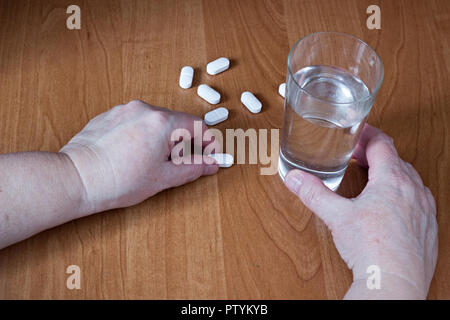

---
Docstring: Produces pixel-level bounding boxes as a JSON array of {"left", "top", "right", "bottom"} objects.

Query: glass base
[{"left": 278, "top": 152, "right": 346, "bottom": 192}]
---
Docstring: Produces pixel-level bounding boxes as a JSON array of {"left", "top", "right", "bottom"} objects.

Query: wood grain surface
[{"left": 0, "top": 0, "right": 448, "bottom": 299}]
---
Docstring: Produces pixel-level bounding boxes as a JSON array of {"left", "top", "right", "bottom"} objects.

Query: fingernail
[
  {"left": 285, "top": 171, "right": 302, "bottom": 194},
  {"left": 203, "top": 164, "right": 219, "bottom": 176}
]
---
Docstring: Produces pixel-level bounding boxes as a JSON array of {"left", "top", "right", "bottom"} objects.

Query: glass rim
[{"left": 287, "top": 31, "right": 385, "bottom": 105}]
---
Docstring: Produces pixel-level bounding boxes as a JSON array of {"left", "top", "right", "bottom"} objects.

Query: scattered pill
[
  {"left": 240, "top": 91, "right": 262, "bottom": 114},
  {"left": 206, "top": 57, "right": 230, "bottom": 75},
  {"left": 204, "top": 107, "right": 229, "bottom": 126},
  {"left": 278, "top": 83, "right": 286, "bottom": 98},
  {"left": 179, "top": 66, "right": 194, "bottom": 89},
  {"left": 197, "top": 84, "right": 221, "bottom": 104},
  {"left": 208, "top": 153, "right": 234, "bottom": 168}
]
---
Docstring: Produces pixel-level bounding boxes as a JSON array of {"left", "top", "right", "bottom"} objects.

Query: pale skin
[
  {"left": 285, "top": 124, "right": 438, "bottom": 299},
  {"left": 0, "top": 100, "right": 438, "bottom": 299}
]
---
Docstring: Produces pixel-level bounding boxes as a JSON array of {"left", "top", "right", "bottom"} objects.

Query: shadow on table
[{"left": 337, "top": 160, "right": 368, "bottom": 199}]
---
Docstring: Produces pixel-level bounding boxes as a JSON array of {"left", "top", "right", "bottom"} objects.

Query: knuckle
[
  {"left": 389, "top": 165, "right": 408, "bottom": 183},
  {"left": 400, "top": 160, "right": 413, "bottom": 173},
  {"left": 380, "top": 136, "right": 398, "bottom": 156},
  {"left": 125, "top": 100, "right": 150, "bottom": 112},
  {"left": 148, "top": 110, "right": 171, "bottom": 126},
  {"left": 404, "top": 161, "right": 414, "bottom": 170},
  {"left": 194, "top": 115, "right": 204, "bottom": 123},
  {"left": 300, "top": 185, "right": 319, "bottom": 208},
  {"left": 127, "top": 99, "right": 145, "bottom": 106},
  {"left": 424, "top": 187, "right": 437, "bottom": 211},
  {"left": 403, "top": 161, "right": 418, "bottom": 176},
  {"left": 112, "top": 104, "right": 125, "bottom": 110},
  {"left": 376, "top": 143, "right": 398, "bottom": 165},
  {"left": 388, "top": 166, "right": 415, "bottom": 195},
  {"left": 425, "top": 186, "right": 433, "bottom": 200},
  {"left": 385, "top": 146, "right": 398, "bottom": 161},
  {"left": 108, "top": 106, "right": 124, "bottom": 118},
  {"left": 188, "top": 114, "right": 204, "bottom": 128},
  {"left": 382, "top": 134, "right": 395, "bottom": 147}
]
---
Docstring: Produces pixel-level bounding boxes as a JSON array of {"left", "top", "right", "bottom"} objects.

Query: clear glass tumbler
[{"left": 278, "top": 32, "right": 384, "bottom": 191}]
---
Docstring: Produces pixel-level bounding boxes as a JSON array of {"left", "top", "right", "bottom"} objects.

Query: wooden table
[{"left": 0, "top": 0, "right": 448, "bottom": 299}]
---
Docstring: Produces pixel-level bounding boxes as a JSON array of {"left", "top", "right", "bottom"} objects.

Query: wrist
[
  {"left": 345, "top": 272, "right": 426, "bottom": 299},
  {"left": 349, "top": 255, "right": 427, "bottom": 299},
  {"left": 60, "top": 142, "right": 121, "bottom": 215},
  {"left": 58, "top": 151, "right": 93, "bottom": 218}
]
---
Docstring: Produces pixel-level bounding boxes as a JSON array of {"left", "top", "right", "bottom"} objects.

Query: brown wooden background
[{"left": 0, "top": 0, "right": 448, "bottom": 299}]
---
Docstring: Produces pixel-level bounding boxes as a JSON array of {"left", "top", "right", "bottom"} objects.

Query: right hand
[
  {"left": 60, "top": 100, "right": 219, "bottom": 215},
  {"left": 284, "top": 124, "right": 438, "bottom": 299}
]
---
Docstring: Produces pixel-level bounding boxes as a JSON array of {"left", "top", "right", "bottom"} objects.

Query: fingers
[
  {"left": 284, "top": 170, "right": 352, "bottom": 230},
  {"left": 168, "top": 112, "right": 218, "bottom": 149},
  {"left": 352, "top": 124, "right": 399, "bottom": 179},
  {"left": 162, "top": 154, "right": 219, "bottom": 189}
]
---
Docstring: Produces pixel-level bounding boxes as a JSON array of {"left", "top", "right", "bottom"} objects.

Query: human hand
[
  {"left": 284, "top": 124, "right": 438, "bottom": 299},
  {"left": 60, "top": 100, "right": 219, "bottom": 215}
]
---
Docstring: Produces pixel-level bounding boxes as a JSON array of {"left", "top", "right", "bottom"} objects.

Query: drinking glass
[{"left": 278, "top": 32, "right": 384, "bottom": 191}]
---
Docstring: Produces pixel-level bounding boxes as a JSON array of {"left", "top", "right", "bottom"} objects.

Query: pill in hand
[
  {"left": 206, "top": 57, "right": 230, "bottom": 75},
  {"left": 241, "top": 91, "right": 262, "bottom": 114},
  {"left": 208, "top": 153, "right": 234, "bottom": 168},
  {"left": 179, "top": 66, "right": 194, "bottom": 89},
  {"left": 204, "top": 107, "right": 229, "bottom": 126},
  {"left": 278, "top": 83, "right": 286, "bottom": 98},
  {"left": 197, "top": 84, "right": 221, "bottom": 104}
]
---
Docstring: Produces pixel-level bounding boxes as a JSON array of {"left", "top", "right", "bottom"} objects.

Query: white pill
[
  {"left": 206, "top": 57, "right": 230, "bottom": 75},
  {"left": 278, "top": 83, "right": 286, "bottom": 98},
  {"left": 179, "top": 66, "right": 194, "bottom": 89},
  {"left": 240, "top": 91, "right": 262, "bottom": 114},
  {"left": 208, "top": 153, "right": 234, "bottom": 168},
  {"left": 204, "top": 107, "right": 229, "bottom": 126},
  {"left": 197, "top": 84, "right": 221, "bottom": 104}
]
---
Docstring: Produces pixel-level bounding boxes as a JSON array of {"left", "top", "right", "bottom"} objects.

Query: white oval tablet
[
  {"left": 204, "top": 107, "right": 229, "bottom": 126},
  {"left": 240, "top": 91, "right": 262, "bottom": 113},
  {"left": 197, "top": 84, "right": 221, "bottom": 104},
  {"left": 179, "top": 66, "right": 194, "bottom": 89},
  {"left": 278, "top": 83, "right": 286, "bottom": 98},
  {"left": 208, "top": 153, "right": 234, "bottom": 168},
  {"left": 206, "top": 57, "right": 230, "bottom": 75}
]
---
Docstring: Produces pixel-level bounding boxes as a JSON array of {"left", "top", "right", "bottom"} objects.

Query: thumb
[
  {"left": 284, "top": 170, "right": 351, "bottom": 229},
  {"left": 163, "top": 154, "right": 219, "bottom": 189}
]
